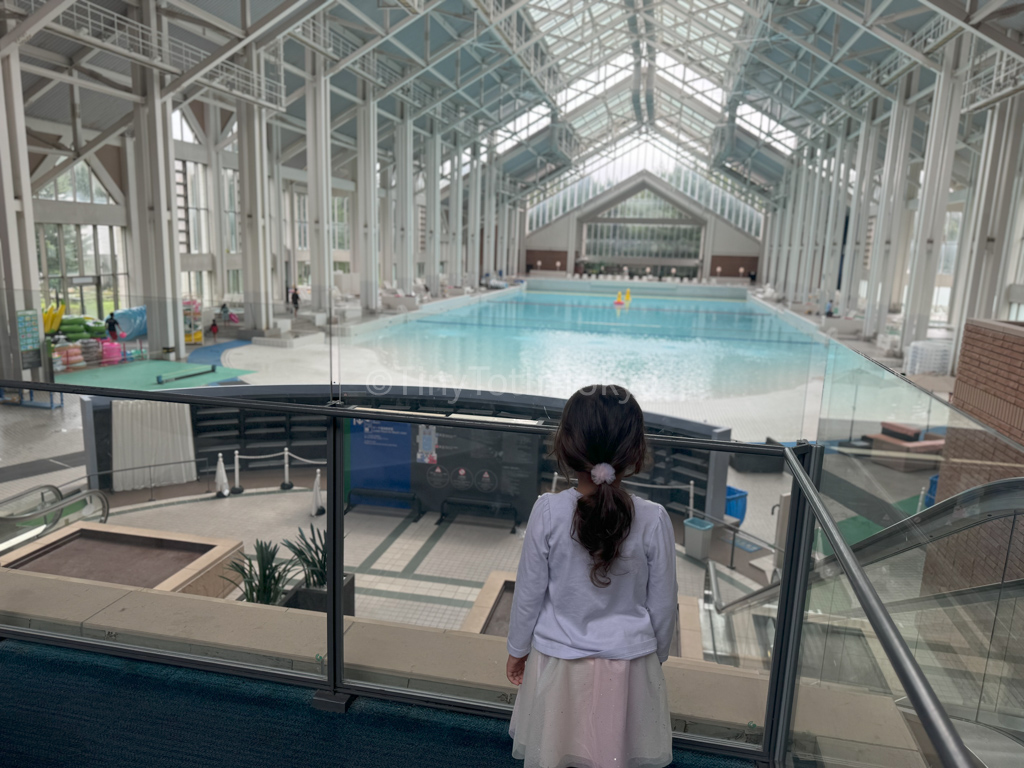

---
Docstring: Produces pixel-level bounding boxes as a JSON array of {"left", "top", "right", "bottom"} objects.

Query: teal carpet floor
[{"left": 0, "top": 640, "right": 756, "bottom": 768}]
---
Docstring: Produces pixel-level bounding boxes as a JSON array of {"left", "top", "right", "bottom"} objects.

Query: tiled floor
[
  {"left": 0, "top": 393, "right": 83, "bottom": 465},
  {"left": 415, "top": 519, "right": 525, "bottom": 582}
]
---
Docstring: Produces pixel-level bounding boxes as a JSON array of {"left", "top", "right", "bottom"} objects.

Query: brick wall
[
  {"left": 709, "top": 255, "right": 759, "bottom": 278},
  {"left": 922, "top": 319, "right": 1024, "bottom": 597},
  {"left": 951, "top": 319, "right": 1024, "bottom": 443}
]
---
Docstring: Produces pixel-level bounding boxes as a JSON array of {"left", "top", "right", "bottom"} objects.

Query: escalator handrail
[
  {"left": 785, "top": 446, "right": 976, "bottom": 768},
  {"left": 845, "top": 476, "right": 1024, "bottom": 564},
  {"left": 716, "top": 476, "right": 1024, "bottom": 615},
  {"left": 0, "top": 489, "right": 110, "bottom": 538},
  {"left": 0, "top": 484, "right": 65, "bottom": 515}
]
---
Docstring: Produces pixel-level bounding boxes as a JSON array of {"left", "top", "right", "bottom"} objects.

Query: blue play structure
[{"left": 113, "top": 306, "right": 147, "bottom": 341}]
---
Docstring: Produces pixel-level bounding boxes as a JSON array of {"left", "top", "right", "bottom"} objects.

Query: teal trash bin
[{"left": 684, "top": 517, "right": 714, "bottom": 561}]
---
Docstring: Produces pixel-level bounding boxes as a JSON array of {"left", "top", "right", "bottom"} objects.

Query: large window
[
  {"left": 295, "top": 193, "right": 309, "bottom": 251},
  {"left": 181, "top": 271, "right": 211, "bottom": 304},
  {"left": 227, "top": 269, "right": 242, "bottom": 295},
  {"left": 175, "top": 160, "right": 210, "bottom": 254},
  {"left": 171, "top": 109, "right": 199, "bottom": 144},
  {"left": 331, "top": 196, "right": 349, "bottom": 250},
  {"left": 37, "top": 223, "right": 128, "bottom": 316},
  {"left": 224, "top": 169, "right": 239, "bottom": 254},
  {"left": 36, "top": 161, "right": 114, "bottom": 205}
]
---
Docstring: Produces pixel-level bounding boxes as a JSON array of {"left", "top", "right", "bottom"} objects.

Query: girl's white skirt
[{"left": 509, "top": 649, "right": 672, "bottom": 768}]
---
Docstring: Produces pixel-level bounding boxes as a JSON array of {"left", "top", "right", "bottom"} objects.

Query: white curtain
[{"left": 112, "top": 400, "right": 198, "bottom": 492}]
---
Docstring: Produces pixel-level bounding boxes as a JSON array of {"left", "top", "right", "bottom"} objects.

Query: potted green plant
[
  {"left": 279, "top": 525, "right": 354, "bottom": 614},
  {"left": 283, "top": 524, "right": 327, "bottom": 587},
  {"left": 223, "top": 539, "right": 299, "bottom": 605}
]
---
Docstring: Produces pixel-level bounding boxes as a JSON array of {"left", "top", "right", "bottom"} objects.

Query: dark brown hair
[{"left": 553, "top": 384, "right": 647, "bottom": 587}]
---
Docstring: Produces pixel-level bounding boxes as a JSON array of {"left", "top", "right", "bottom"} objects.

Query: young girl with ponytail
[{"left": 506, "top": 384, "right": 677, "bottom": 768}]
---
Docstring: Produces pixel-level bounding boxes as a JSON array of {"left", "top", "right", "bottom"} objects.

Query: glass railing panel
[
  {"left": 816, "top": 342, "right": 1024, "bottom": 546},
  {"left": 335, "top": 417, "right": 793, "bottom": 749},
  {"left": 0, "top": 383, "right": 327, "bottom": 681},
  {"left": 787, "top": 518, "right": 943, "bottom": 768},
  {"left": 857, "top": 510, "right": 1024, "bottom": 748},
  {"left": 976, "top": 578, "right": 1024, "bottom": 734},
  {"left": 28, "top": 284, "right": 830, "bottom": 448}
]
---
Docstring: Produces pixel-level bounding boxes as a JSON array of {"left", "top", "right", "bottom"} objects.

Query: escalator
[
  {"left": 0, "top": 483, "right": 110, "bottom": 552},
  {"left": 701, "top": 477, "right": 1024, "bottom": 766}
]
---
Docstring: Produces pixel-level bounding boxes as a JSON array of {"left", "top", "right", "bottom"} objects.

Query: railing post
[
  {"left": 765, "top": 442, "right": 822, "bottom": 765},
  {"left": 231, "top": 449, "right": 243, "bottom": 495},
  {"left": 281, "top": 446, "right": 293, "bottom": 490},
  {"left": 313, "top": 412, "right": 353, "bottom": 713}
]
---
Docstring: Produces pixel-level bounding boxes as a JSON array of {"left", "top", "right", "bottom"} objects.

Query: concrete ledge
[
  {"left": 460, "top": 570, "right": 515, "bottom": 633},
  {"left": 0, "top": 567, "right": 923, "bottom": 753}
]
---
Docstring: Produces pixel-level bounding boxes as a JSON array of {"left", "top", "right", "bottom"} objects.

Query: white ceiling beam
[
  {"left": 163, "top": 0, "right": 331, "bottom": 98},
  {"left": 0, "top": 0, "right": 78, "bottom": 56},
  {"left": 20, "top": 62, "right": 145, "bottom": 103}
]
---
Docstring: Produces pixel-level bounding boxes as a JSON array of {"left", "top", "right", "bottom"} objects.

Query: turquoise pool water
[{"left": 365, "top": 291, "right": 826, "bottom": 403}]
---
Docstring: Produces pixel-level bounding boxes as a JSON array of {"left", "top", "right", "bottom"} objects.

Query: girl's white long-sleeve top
[{"left": 506, "top": 488, "right": 679, "bottom": 663}]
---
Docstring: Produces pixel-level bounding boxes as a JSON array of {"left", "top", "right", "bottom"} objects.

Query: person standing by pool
[
  {"left": 105, "top": 312, "right": 121, "bottom": 342},
  {"left": 506, "top": 384, "right": 676, "bottom": 768}
]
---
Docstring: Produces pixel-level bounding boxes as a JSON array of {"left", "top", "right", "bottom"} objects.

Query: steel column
[
  {"left": 239, "top": 97, "right": 273, "bottom": 330},
  {"left": 785, "top": 152, "right": 811, "bottom": 302},
  {"left": 872, "top": 76, "right": 915, "bottom": 340},
  {"left": 841, "top": 108, "right": 879, "bottom": 316},
  {"left": 425, "top": 125, "right": 442, "bottom": 296},
  {"left": 497, "top": 183, "right": 510, "bottom": 278},
  {"left": 798, "top": 150, "right": 826, "bottom": 305},
  {"left": 902, "top": 47, "right": 964, "bottom": 346},
  {"left": 306, "top": 44, "right": 333, "bottom": 314},
  {"left": 0, "top": 49, "right": 41, "bottom": 381},
  {"left": 819, "top": 129, "right": 849, "bottom": 306},
  {"left": 482, "top": 137, "right": 497, "bottom": 280},
  {"left": 450, "top": 137, "right": 464, "bottom": 288},
  {"left": 379, "top": 167, "right": 394, "bottom": 288},
  {"left": 466, "top": 140, "right": 481, "bottom": 287},
  {"left": 394, "top": 106, "right": 415, "bottom": 295},
  {"left": 130, "top": 0, "right": 183, "bottom": 359},
  {"left": 356, "top": 85, "right": 379, "bottom": 313},
  {"left": 864, "top": 76, "right": 911, "bottom": 338}
]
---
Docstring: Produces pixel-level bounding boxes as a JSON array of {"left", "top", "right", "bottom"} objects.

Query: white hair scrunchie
[{"left": 590, "top": 463, "right": 616, "bottom": 485}]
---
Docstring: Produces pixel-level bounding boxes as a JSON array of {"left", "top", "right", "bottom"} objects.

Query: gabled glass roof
[{"left": 515, "top": 0, "right": 761, "bottom": 214}]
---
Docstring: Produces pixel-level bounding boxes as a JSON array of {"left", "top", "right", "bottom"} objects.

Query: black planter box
[
  {"left": 730, "top": 437, "right": 786, "bottom": 473},
  {"left": 280, "top": 573, "right": 355, "bottom": 615}
]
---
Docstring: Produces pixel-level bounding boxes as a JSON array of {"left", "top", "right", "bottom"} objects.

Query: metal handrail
[
  {"left": 706, "top": 559, "right": 778, "bottom": 614},
  {"left": 0, "top": 489, "right": 110, "bottom": 540},
  {"left": 54, "top": 456, "right": 212, "bottom": 493},
  {"left": 0, "top": 484, "right": 64, "bottom": 515},
  {"left": 784, "top": 447, "right": 975, "bottom": 768}
]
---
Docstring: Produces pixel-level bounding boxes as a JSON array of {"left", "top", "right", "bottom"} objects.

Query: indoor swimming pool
[{"left": 363, "top": 289, "right": 827, "bottom": 404}]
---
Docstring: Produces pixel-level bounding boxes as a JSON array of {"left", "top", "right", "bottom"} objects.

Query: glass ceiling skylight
[
  {"left": 736, "top": 105, "right": 798, "bottom": 154},
  {"left": 527, "top": 132, "right": 763, "bottom": 239}
]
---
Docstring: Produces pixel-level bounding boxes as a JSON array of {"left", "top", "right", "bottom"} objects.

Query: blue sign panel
[{"left": 347, "top": 418, "right": 412, "bottom": 508}]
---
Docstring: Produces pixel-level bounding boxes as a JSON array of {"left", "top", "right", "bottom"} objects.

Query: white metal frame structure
[{"left": 1, "top": 0, "right": 1024, "bottom": 377}]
